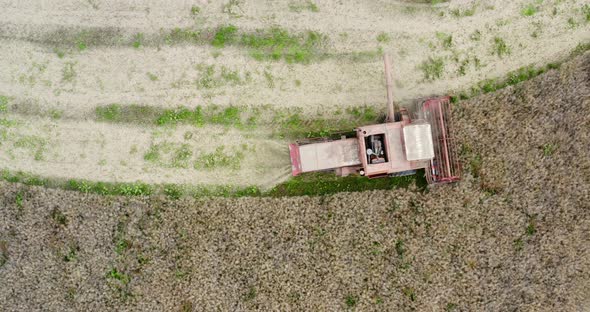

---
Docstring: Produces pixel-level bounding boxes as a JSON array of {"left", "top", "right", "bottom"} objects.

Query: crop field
[
  {"left": 0, "top": 0, "right": 589, "bottom": 191},
  {"left": 0, "top": 0, "right": 590, "bottom": 310},
  {"left": 0, "top": 52, "right": 589, "bottom": 310}
]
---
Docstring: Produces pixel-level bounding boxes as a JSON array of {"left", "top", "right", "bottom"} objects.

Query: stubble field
[{"left": 0, "top": 0, "right": 588, "bottom": 190}]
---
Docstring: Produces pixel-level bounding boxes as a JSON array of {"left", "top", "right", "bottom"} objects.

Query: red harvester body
[{"left": 289, "top": 55, "right": 461, "bottom": 185}]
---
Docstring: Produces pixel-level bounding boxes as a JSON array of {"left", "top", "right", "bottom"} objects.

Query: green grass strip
[
  {"left": 211, "top": 25, "right": 327, "bottom": 63},
  {"left": 1, "top": 168, "right": 424, "bottom": 199},
  {"left": 94, "top": 104, "right": 381, "bottom": 139},
  {"left": 266, "top": 172, "right": 423, "bottom": 197},
  {"left": 450, "top": 42, "right": 590, "bottom": 103},
  {"left": 2, "top": 170, "right": 154, "bottom": 196}
]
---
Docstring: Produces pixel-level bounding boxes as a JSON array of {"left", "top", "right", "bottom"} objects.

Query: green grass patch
[
  {"left": 0, "top": 241, "right": 8, "bottom": 268},
  {"left": 132, "top": 33, "right": 144, "bottom": 48},
  {"left": 541, "top": 143, "right": 557, "bottom": 156},
  {"left": 567, "top": 17, "right": 579, "bottom": 28},
  {"left": 51, "top": 207, "right": 68, "bottom": 226},
  {"left": 267, "top": 172, "right": 416, "bottom": 197},
  {"left": 436, "top": 32, "right": 453, "bottom": 49},
  {"left": 263, "top": 70, "right": 275, "bottom": 88},
  {"left": 93, "top": 102, "right": 385, "bottom": 138},
  {"left": 54, "top": 48, "right": 66, "bottom": 58},
  {"left": 194, "top": 146, "right": 244, "bottom": 170},
  {"left": 289, "top": 1, "right": 319, "bottom": 12},
  {"left": 172, "top": 144, "right": 193, "bottom": 168},
  {"left": 0, "top": 95, "right": 8, "bottom": 113},
  {"left": 164, "top": 26, "right": 330, "bottom": 63},
  {"left": 117, "top": 183, "right": 152, "bottom": 196},
  {"left": 241, "top": 27, "right": 327, "bottom": 63},
  {"left": 157, "top": 107, "right": 204, "bottom": 126},
  {"left": 15, "top": 191, "right": 24, "bottom": 209},
  {"left": 96, "top": 104, "right": 161, "bottom": 124},
  {"left": 0, "top": 169, "right": 145, "bottom": 196},
  {"left": 402, "top": 287, "right": 416, "bottom": 302},
  {"left": 395, "top": 239, "right": 405, "bottom": 258},
  {"left": 164, "top": 184, "right": 184, "bottom": 199},
  {"left": 220, "top": 66, "right": 243, "bottom": 84},
  {"left": 77, "top": 41, "right": 87, "bottom": 51},
  {"left": 513, "top": 238, "right": 524, "bottom": 251},
  {"left": 243, "top": 286, "right": 257, "bottom": 301},
  {"left": 96, "top": 104, "right": 122, "bottom": 122},
  {"left": 164, "top": 27, "right": 202, "bottom": 45},
  {"left": 419, "top": 57, "right": 445, "bottom": 81},
  {"left": 195, "top": 64, "right": 247, "bottom": 89},
  {"left": 526, "top": 216, "right": 536, "bottom": 236},
  {"left": 2, "top": 136, "right": 419, "bottom": 196},
  {"left": 492, "top": 37, "right": 511, "bottom": 58},
  {"left": 521, "top": 4, "right": 538, "bottom": 16},
  {"left": 147, "top": 72, "right": 158, "bottom": 81},
  {"left": 339, "top": 48, "right": 384, "bottom": 63},
  {"left": 143, "top": 147, "right": 159, "bottom": 163},
  {"left": 1, "top": 170, "right": 48, "bottom": 186},
  {"left": 144, "top": 142, "right": 194, "bottom": 169},
  {"left": 0, "top": 117, "right": 17, "bottom": 128},
  {"left": 459, "top": 64, "right": 549, "bottom": 98},
  {"left": 222, "top": 0, "right": 244, "bottom": 17},
  {"left": 67, "top": 179, "right": 153, "bottom": 196},
  {"left": 156, "top": 105, "right": 255, "bottom": 129},
  {"left": 506, "top": 66, "right": 546, "bottom": 85},
  {"left": 49, "top": 109, "right": 63, "bottom": 120},
  {"left": 376, "top": 32, "right": 390, "bottom": 43},
  {"left": 273, "top": 105, "right": 383, "bottom": 139},
  {"left": 107, "top": 267, "right": 130, "bottom": 285},
  {"left": 570, "top": 42, "right": 590, "bottom": 57},
  {"left": 94, "top": 104, "right": 258, "bottom": 129},
  {"left": 583, "top": 4, "right": 590, "bottom": 22},
  {"left": 62, "top": 62, "right": 77, "bottom": 82},
  {"left": 345, "top": 295, "right": 358, "bottom": 308},
  {"left": 14, "top": 135, "right": 47, "bottom": 161},
  {"left": 346, "top": 106, "right": 378, "bottom": 123},
  {"left": 210, "top": 106, "right": 242, "bottom": 126},
  {"left": 450, "top": 5, "right": 476, "bottom": 17},
  {"left": 448, "top": 41, "right": 590, "bottom": 103},
  {"left": 0, "top": 166, "right": 424, "bottom": 199},
  {"left": 63, "top": 245, "right": 79, "bottom": 262},
  {"left": 211, "top": 25, "right": 238, "bottom": 48},
  {"left": 197, "top": 64, "right": 220, "bottom": 88}
]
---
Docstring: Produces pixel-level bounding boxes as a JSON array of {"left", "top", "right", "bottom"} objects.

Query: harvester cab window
[{"left": 364, "top": 134, "right": 388, "bottom": 164}]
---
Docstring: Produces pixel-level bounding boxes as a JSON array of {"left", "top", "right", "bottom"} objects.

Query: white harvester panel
[
  {"left": 299, "top": 138, "right": 361, "bottom": 172},
  {"left": 403, "top": 123, "right": 435, "bottom": 161}
]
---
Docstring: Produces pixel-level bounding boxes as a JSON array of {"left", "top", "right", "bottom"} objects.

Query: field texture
[
  {"left": 0, "top": 51, "right": 588, "bottom": 311},
  {"left": 0, "top": 0, "right": 589, "bottom": 189}
]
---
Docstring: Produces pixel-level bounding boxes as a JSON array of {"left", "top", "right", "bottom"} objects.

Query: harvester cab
[{"left": 289, "top": 55, "right": 461, "bottom": 185}]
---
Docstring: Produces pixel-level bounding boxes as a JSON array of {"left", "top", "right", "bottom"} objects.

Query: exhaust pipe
[{"left": 383, "top": 54, "right": 395, "bottom": 123}]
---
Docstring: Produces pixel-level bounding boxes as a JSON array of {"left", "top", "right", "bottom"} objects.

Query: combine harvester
[{"left": 289, "top": 55, "right": 461, "bottom": 185}]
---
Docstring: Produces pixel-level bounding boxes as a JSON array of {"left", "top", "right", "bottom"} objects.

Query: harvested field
[
  {"left": 0, "top": 52, "right": 588, "bottom": 311},
  {"left": 0, "top": 0, "right": 589, "bottom": 188}
]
